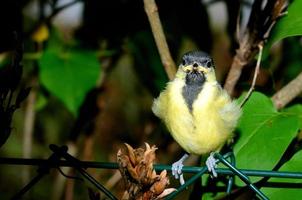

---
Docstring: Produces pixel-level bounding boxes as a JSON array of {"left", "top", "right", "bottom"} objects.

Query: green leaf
[
  {"left": 234, "top": 92, "right": 299, "bottom": 185},
  {"left": 283, "top": 104, "right": 302, "bottom": 129},
  {"left": 202, "top": 193, "right": 215, "bottom": 200},
  {"left": 39, "top": 32, "right": 100, "bottom": 116},
  {"left": 266, "top": 0, "right": 302, "bottom": 51},
  {"left": 261, "top": 150, "right": 302, "bottom": 200}
]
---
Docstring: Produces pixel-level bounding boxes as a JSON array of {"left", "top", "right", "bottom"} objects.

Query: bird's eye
[
  {"left": 206, "top": 61, "right": 212, "bottom": 68},
  {"left": 182, "top": 59, "right": 186, "bottom": 65}
]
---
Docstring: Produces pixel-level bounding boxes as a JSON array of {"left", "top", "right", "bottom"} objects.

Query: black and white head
[{"left": 177, "top": 51, "right": 216, "bottom": 84}]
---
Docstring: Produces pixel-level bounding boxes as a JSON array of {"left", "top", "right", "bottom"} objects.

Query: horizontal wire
[{"left": 1, "top": 157, "right": 302, "bottom": 179}]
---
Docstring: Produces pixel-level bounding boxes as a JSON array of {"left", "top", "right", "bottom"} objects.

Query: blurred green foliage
[{"left": 39, "top": 31, "right": 100, "bottom": 116}]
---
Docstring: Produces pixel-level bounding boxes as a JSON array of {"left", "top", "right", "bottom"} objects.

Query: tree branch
[
  {"left": 271, "top": 71, "right": 302, "bottom": 109},
  {"left": 143, "top": 0, "right": 177, "bottom": 80},
  {"left": 224, "top": 0, "right": 288, "bottom": 96}
]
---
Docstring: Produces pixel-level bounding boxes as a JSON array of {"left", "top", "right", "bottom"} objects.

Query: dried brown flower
[{"left": 117, "top": 143, "right": 176, "bottom": 200}]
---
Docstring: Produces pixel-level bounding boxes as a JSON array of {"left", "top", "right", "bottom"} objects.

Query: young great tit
[{"left": 152, "top": 51, "right": 241, "bottom": 184}]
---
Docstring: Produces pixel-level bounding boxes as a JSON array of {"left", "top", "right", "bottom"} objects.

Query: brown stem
[
  {"left": 271, "top": 71, "right": 302, "bottom": 109},
  {"left": 240, "top": 43, "right": 263, "bottom": 108},
  {"left": 143, "top": 0, "right": 176, "bottom": 80},
  {"left": 22, "top": 78, "right": 38, "bottom": 184},
  {"left": 105, "top": 171, "right": 122, "bottom": 190},
  {"left": 224, "top": 53, "right": 247, "bottom": 95},
  {"left": 65, "top": 171, "right": 75, "bottom": 200},
  {"left": 82, "top": 134, "right": 97, "bottom": 177}
]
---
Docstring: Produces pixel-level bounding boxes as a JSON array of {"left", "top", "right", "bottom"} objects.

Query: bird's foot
[
  {"left": 206, "top": 152, "right": 218, "bottom": 177},
  {"left": 172, "top": 154, "right": 189, "bottom": 185}
]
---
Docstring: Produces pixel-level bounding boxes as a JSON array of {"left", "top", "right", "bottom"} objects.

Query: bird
[{"left": 152, "top": 51, "right": 241, "bottom": 185}]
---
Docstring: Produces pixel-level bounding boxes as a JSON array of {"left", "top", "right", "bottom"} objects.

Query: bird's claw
[
  {"left": 206, "top": 152, "right": 218, "bottom": 177},
  {"left": 172, "top": 161, "right": 185, "bottom": 185},
  {"left": 172, "top": 154, "right": 189, "bottom": 185}
]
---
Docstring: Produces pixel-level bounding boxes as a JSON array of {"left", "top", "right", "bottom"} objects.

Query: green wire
[
  {"left": 214, "top": 153, "right": 269, "bottom": 200},
  {"left": 165, "top": 169, "right": 207, "bottom": 200},
  {"left": 2, "top": 155, "right": 302, "bottom": 200}
]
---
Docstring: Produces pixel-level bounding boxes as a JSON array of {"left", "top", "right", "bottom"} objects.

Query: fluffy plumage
[{"left": 152, "top": 51, "right": 241, "bottom": 155}]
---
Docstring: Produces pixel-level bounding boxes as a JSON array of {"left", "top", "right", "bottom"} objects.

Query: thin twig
[
  {"left": 47, "top": 0, "right": 81, "bottom": 22},
  {"left": 236, "top": 6, "right": 242, "bottom": 44},
  {"left": 105, "top": 171, "right": 122, "bottom": 190},
  {"left": 143, "top": 0, "right": 177, "bottom": 80},
  {"left": 224, "top": 0, "right": 288, "bottom": 96},
  {"left": 25, "top": 0, "right": 81, "bottom": 38},
  {"left": 239, "top": 43, "right": 263, "bottom": 108},
  {"left": 22, "top": 78, "right": 38, "bottom": 184},
  {"left": 271, "top": 71, "right": 302, "bottom": 109}
]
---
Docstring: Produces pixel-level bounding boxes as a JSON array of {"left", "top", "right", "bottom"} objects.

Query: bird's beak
[{"left": 182, "top": 65, "right": 209, "bottom": 74}]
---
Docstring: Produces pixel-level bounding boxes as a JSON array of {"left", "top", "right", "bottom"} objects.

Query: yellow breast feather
[
  {"left": 192, "top": 82, "right": 241, "bottom": 154},
  {"left": 152, "top": 78, "right": 194, "bottom": 150},
  {"left": 152, "top": 78, "right": 241, "bottom": 155}
]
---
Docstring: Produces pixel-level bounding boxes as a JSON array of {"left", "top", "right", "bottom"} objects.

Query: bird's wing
[
  {"left": 152, "top": 88, "right": 169, "bottom": 120},
  {"left": 218, "top": 90, "right": 242, "bottom": 130}
]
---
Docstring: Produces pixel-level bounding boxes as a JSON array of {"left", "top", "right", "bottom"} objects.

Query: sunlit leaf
[{"left": 234, "top": 92, "right": 299, "bottom": 185}]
